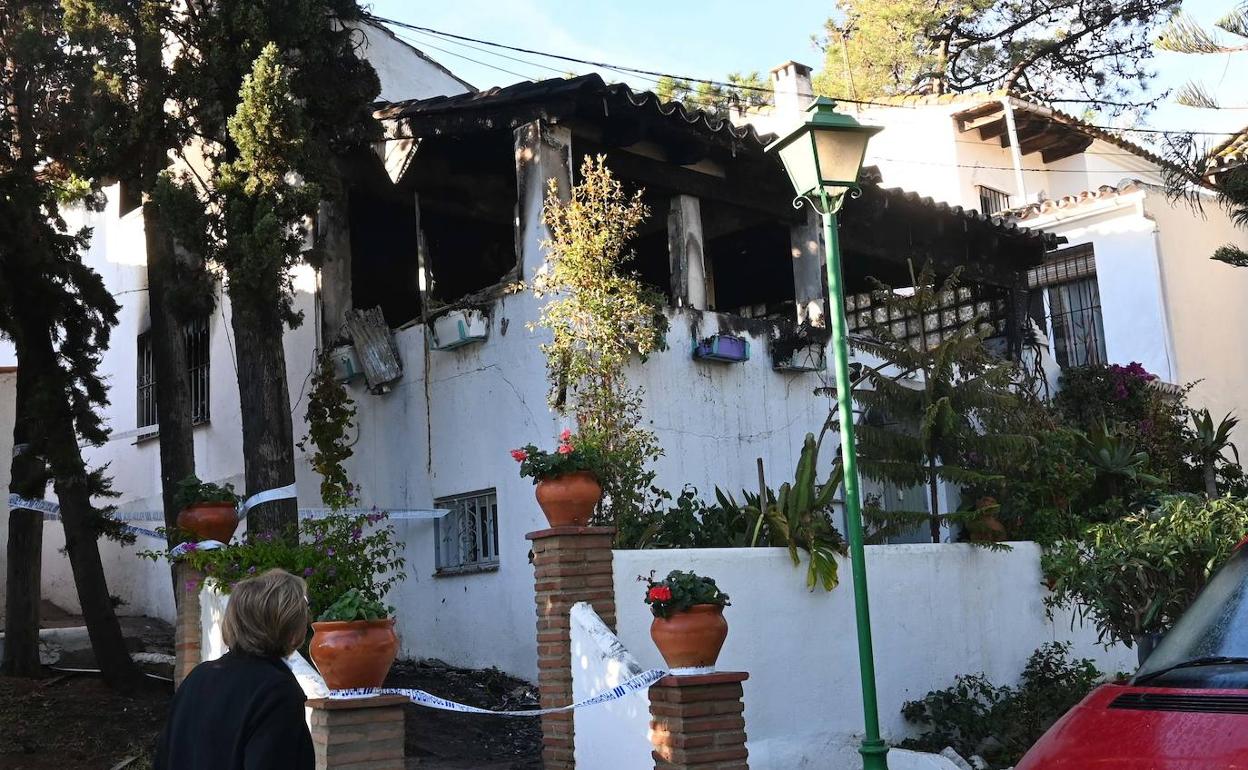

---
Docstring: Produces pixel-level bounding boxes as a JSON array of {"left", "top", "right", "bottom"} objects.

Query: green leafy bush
[
  {"left": 1042, "top": 495, "right": 1248, "bottom": 647},
  {"left": 318, "top": 588, "right": 390, "bottom": 622},
  {"left": 617, "top": 433, "right": 847, "bottom": 591},
  {"left": 641, "top": 570, "right": 730, "bottom": 619},
  {"left": 166, "top": 511, "right": 405, "bottom": 619},
  {"left": 899, "top": 643, "right": 1103, "bottom": 768},
  {"left": 174, "top": 474, "right": 241, "bottom": 509}
]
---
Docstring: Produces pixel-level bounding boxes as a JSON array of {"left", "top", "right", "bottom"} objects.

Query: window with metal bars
[
  {"left": 1027, "top": 244, "right": 1106, "bottom": 368},
  {"left": 434, "top": 489, "right": 500, "bottom": 574},
  {"left": 136, "top": 317, "right": 211, "bottom": 429},
  {"left": 977, "top": 185, "right": 1011, "bottom": 216}
]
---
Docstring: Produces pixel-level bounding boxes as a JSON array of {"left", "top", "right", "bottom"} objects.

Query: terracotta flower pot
[
  {"left": 650, "top": 604, "right": 729, "bottom": 670},
  {"left": 309, "top": 618, "right": 399, "bottom": 690},
  {"left": 535, "top": 471, "right": 602, "bottom": 527},
  {"left": 177, "top": 502, "right": 239, "bottom": 544},
  {"left": 968, "top": 513, "right": 1006, "bottom": 543}
]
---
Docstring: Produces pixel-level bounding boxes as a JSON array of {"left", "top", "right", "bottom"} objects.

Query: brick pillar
[
  {"left": 306, "top": 696, "right": 407, "bottom": 769},
  {"left": 527, "top": 525, "right": 616, "bottom": 769},
  {"left": 173, "top": 566, "right": 203, "bottom": 688},
  {"left": 649, "top": 673, "right": 750, "bottom": 770}
]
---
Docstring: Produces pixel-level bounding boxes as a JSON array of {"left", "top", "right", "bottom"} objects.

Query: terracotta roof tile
[{"left": 1005, "top": 181, "right": 1144, "bottom": 221}]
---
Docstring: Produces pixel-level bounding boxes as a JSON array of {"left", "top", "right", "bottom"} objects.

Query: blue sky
[{"left": 369, "top": 0, "right": 1246, "bottom": 145}]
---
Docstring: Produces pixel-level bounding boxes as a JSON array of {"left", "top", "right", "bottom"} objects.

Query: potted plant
[
  {"left": 309, "top": 588, "right": 400, "bottom": 690},
  {"left": 513, "top": 429, "right": 603, "bottom": 527},
  {"left": 769, "top": 322, "right": 829, "bottom": 372},
  {"left": 429, "top": 307, "right": 490, "bottom": 351},
  {"left": 175, "top": 474, "right": 242, "bottom": 543},
  {"left": 643, "top": 570, "right": 731, "bottom": 670}
]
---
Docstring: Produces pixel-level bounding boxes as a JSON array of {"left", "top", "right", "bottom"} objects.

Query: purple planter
[{"left": 693, "top": 334, "right": 750, "bottom": 363}]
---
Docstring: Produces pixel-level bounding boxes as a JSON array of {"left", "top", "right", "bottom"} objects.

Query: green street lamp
[{"left": 767, "top": 97, "right": 888, "bottom": 770}]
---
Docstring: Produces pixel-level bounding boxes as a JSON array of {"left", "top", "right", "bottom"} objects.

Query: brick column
[
  {"left": 306, "top": 696, "right": 407, "bottom": 769},
  {"left": 527, "top": 525, "right": 616, "bottom": 769},
  {"left": 173, "top": 566, "right": 204, "bottom": 688},
  {"left": 649, "top": 673, "right": 750, "bottom": 770}
]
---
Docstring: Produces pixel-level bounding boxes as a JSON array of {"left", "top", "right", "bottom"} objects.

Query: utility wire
[{"left": 370, "top": 13, "right": 1242, "bottom": 138}]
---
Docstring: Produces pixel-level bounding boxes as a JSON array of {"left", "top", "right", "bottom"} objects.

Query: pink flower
[
  {"left": 557, "top": 444, "right": 573, "bottom": 455},
  {"left": 560, "top": 429, "right": 572, "bottom": 442},
  {"left": 510, "top": 449, "right": 528, "bottom": 462}
]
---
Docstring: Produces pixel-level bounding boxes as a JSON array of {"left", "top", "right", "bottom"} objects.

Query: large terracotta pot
[
  {"left": 650, "top": 604, "right": 729, "bottom": 670},
  {"left": 968, "top": 513, "right": 1006, "bottom": 543},
  {"left": 535, "top": 471, "right": 602, "bottom": 527},
  {"left": 309, "top": 618, "right": 399, "bottom": 690},
  {"left": 177, "top": 502, "right": 239, "bottom": 543}
]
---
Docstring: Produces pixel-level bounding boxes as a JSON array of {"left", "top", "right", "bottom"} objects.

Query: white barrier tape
[
  {"left": 167, "top": 539, "right": 227, "bottom": 558},
  {"left": 297, "top": 507, "right": 450, "bottom": 520},
  {"left": 8, "top": 494, "right": 60, "bottom": 516},
  {"left": 239, "top": 483, "right": 298, "bottom": 516},
  {"left": 327, "top": 668, "right": 668, "bottom": 716}
]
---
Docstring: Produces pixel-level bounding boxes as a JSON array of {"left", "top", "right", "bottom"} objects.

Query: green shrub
[
  {"left": 318, "top": 588, "right": 390, "bottom": 622},
  {"left": 899, "top": 643, "right": 1103, "bottom": 768},
  {"left": 174, "top": 474, "right": 241, "bottom": 509},
  {"left": 1042, "top": 494, "right": 1248, "bottom": 648}
]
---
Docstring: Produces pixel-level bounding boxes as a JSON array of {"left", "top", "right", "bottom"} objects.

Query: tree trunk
[
  {"left": 928, "top": 457, "right": 941, "bottom": 543},
  {"left": 228, "top": 287, "right": 298, "bottom": 536},
  {"left": 2, "top": 364, "right": 48, "bottom": 677},
  {"left": 1205, "top": 461, "right": 1219, "bottom": 498},
  {"left": 145, "top": 211, "right": 196, "bottom": 521},
  {"left": 27, "top": 321, "right": 142, "bottom": 690}
]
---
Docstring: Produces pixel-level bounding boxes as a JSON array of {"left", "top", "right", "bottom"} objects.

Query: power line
[
  {"left": 389, "top": 31, "right": 543, "bottom": 83},
  {"left": 370, "top": 14, "right": 1243, "bottom": 138}
]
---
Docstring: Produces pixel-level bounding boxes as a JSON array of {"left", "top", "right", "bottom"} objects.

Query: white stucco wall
[
  {"left": 570, "top": 545, "right": 1134, "bottom": 770},
  {"left": 1150, "top": 189, "right": 1248, "bottom": 440},
  {"left": 1020, "top": 193, "right": 1177, "bottom": 382},
  {"left": 352, "top": 20, "right": 474, "bottom": 101}
]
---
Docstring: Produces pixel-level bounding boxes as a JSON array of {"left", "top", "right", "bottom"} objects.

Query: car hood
[{"left": 1017, "top": 684, "right": 1248, "bottom": 769}]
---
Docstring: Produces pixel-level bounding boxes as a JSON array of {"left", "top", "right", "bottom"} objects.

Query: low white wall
[
  {"left": 570, "top": 544, "right": 1134, "bottom": 770},
  {"left": 0, "top": 368, "right": 15, "bottom": 610}
]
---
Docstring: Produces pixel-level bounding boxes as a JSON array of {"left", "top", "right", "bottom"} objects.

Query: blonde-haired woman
[{"left": 155, "top": 568, "right": 314, "bottom": 770}]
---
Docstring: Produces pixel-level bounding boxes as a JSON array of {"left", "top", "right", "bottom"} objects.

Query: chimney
[{"left": 771, "top": 61, "right": 814, "bottom": 116}]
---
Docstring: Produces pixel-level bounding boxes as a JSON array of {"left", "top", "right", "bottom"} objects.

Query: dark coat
[{"left": 154, "top": 650, "right": 314, "bottom": 770}]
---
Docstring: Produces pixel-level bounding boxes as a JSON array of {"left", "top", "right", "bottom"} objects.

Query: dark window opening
[
  {"left": 420, "top": 202, "right": 515, "bottom": 307},
  {"left": 705, "top": 221, "right": 795, "bottom": 319},
  {"left": 137, "top": 317, "right": 211, "bottom": 430},
  {"left": 621, "top": 189, "right": 673, "bottom": 302},
  {"left": 349, "top": 189, "right": 422, "bottom": 328}
]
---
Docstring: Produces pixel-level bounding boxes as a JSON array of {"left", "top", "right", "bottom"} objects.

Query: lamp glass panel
[
  {"left": 813, "top": 129, "right": 870, "bottom": 186},
  {"left": 777, "top": 134, "right": 819, "bottom": 196}
]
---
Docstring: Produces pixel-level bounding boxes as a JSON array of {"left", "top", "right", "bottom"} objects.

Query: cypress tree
[{"left": 0, "top": 0, "right": 140, "bottom": 686}]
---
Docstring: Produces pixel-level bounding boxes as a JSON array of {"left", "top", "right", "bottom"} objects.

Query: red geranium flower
[
  {"left": 510, "top": 449, "right": 528, "bottom": 462},
  {"left": 648, "top": 585, "right": 672, "bottom": 602},
  {"left": 557, "top": 444, "right": 573, "bottom": 455},
  {"left": 560, "top": 428, "right": 572, "bottom": 442}
]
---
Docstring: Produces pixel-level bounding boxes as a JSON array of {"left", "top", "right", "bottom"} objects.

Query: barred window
[
  {"left": 136, "top": 317, "right": 211, "bottom": 429},
  {"left": 434, "top": 489, "right": 500, "bottom": 574},
  {"left": 977, "top": 185, "right": 1011, "bottom": 216},
  {"left": 1028, "top": 244, "right": 1106, "bottom": 368}
]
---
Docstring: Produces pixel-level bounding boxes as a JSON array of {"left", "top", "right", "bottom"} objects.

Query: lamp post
[{"left": 766, "top": 97, "right": 888, "bottom": 770}]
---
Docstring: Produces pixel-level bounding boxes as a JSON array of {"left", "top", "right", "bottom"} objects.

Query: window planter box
[
  {"left": 428, "top": 308, "right": 489, "bottom": 351},
  {"left": 330, "top": 344, "right": 364, "bottom": 382},
  {"left": 773, "top": 343, "right": 826, "bottom": 372},
  {"left": 693, "top": 334, "right": 750, "bottom": 363}
]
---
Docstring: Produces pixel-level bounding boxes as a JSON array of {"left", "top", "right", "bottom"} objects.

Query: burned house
[{"left": 296, "top": 75, "right": 1059, "bottom": 677}]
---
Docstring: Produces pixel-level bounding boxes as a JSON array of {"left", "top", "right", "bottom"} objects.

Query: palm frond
[{"left": 1176, "top": 81, "right": 1221, "bottom": 109}]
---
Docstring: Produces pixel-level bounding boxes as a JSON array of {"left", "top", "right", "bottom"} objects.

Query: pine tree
[
  {"left": 1156, "top": 6, "right": 1248, "bottom": 266},
  {"left": 816, "top": 0, "right": 1179, "bottom": 114},
  {"left": 849, "top": 264, "right": 1032, "bottom": 543},
  {"left": 0, "top": 1, "right": 140, "bottom": 686}
]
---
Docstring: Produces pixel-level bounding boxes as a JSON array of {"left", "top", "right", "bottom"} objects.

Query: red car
[{"left": 1017, "top": 543, "right": 1248, "bottom": 768}]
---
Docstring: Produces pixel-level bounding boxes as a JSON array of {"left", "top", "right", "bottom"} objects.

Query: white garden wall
[{"left": 571, "top": 544, "right": 1134, "bottom": 770}]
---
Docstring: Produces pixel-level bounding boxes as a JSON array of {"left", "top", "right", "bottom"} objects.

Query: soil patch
[
  {"left": 386, "top": 659, "right": 542, "bottom": 769},
  {"left": 0, "top": 673, "right": 170, "bottom": 769}
]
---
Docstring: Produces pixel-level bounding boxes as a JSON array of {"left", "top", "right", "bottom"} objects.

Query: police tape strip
[
  {"left": 326, "top": 668, "right": 669, "bottom": 717},
  {"left": 8, "top": 492, "right": 448, "bottom": 558}
]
